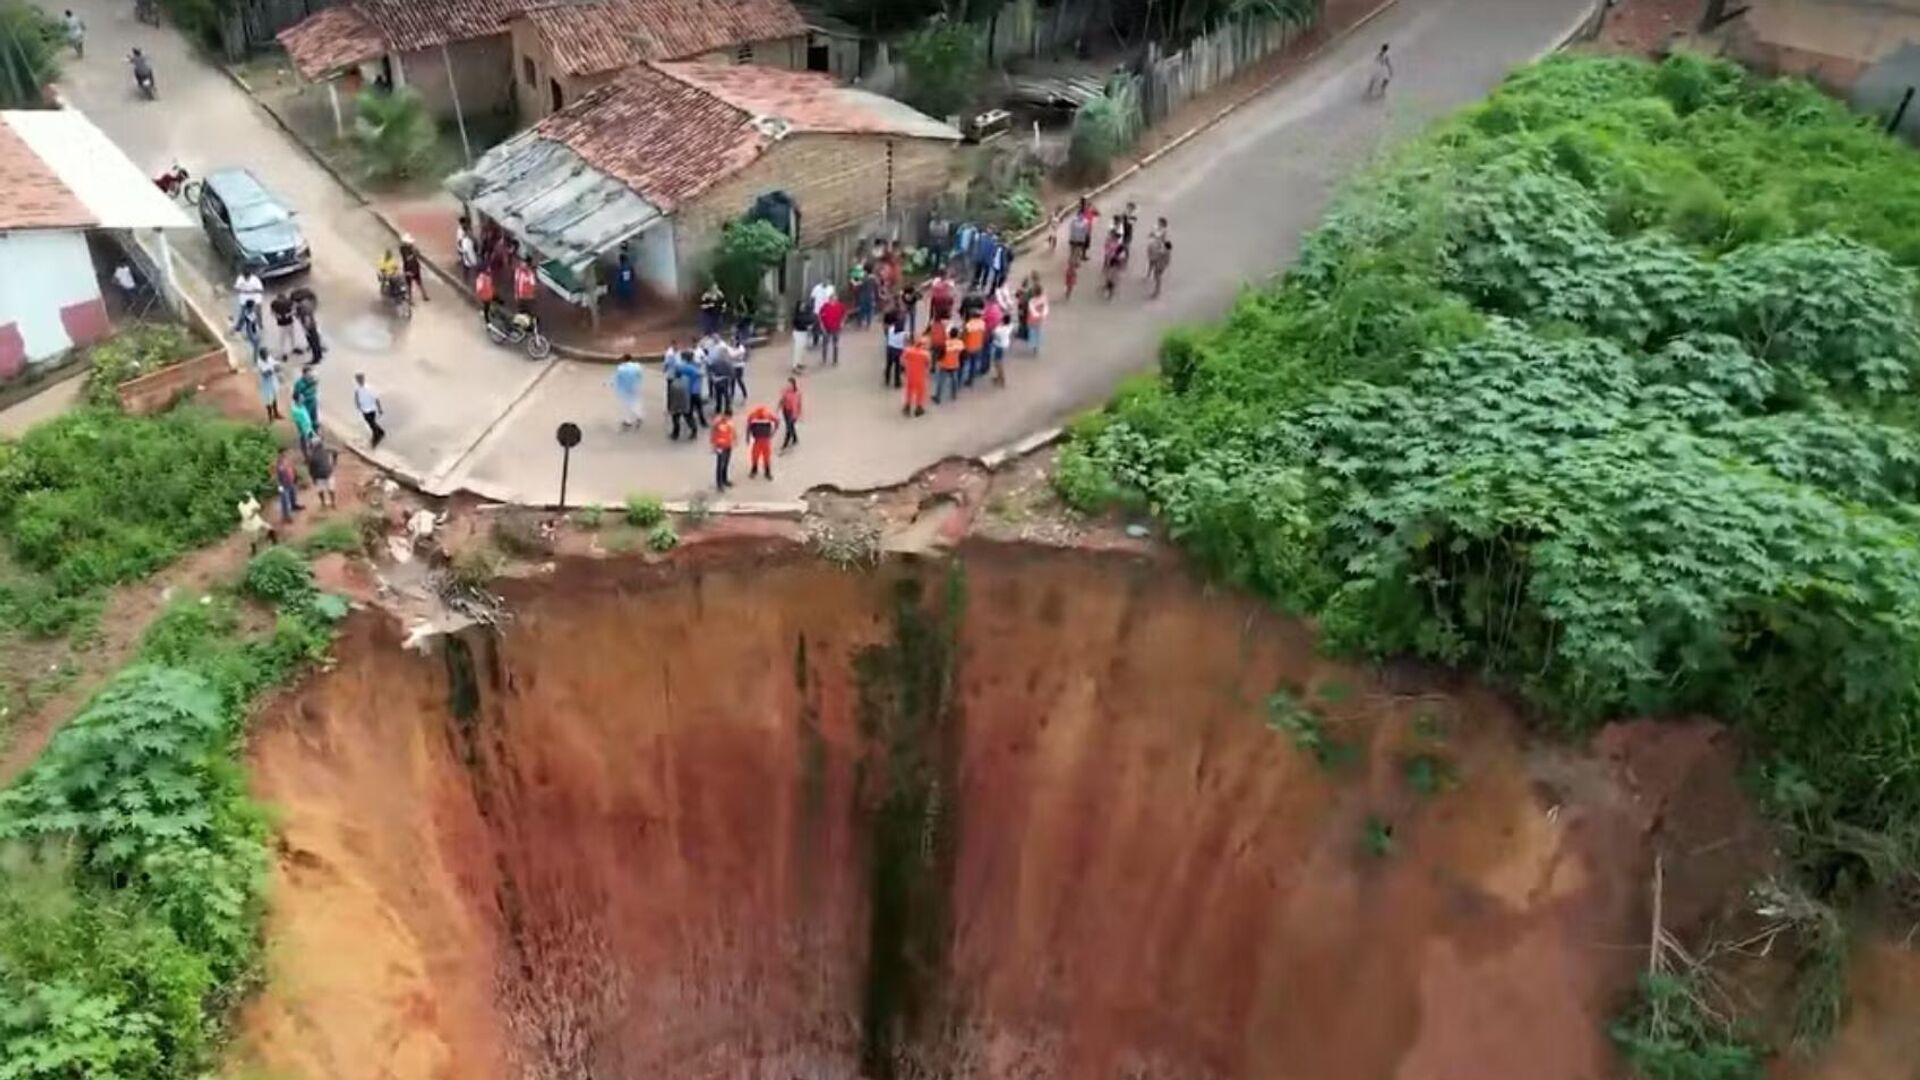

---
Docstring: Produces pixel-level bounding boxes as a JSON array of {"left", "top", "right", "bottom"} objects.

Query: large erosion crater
[{"left": 239, "top": 541, "right": 1746, "bottom": 1080}]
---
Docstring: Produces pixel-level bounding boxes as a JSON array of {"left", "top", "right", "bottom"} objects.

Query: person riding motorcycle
[
  {"left": 376, "top": 249, "right": 404, "bottom": 302},
  {"left": 128, "top": 48, "right": 155, "bottom": 96}
]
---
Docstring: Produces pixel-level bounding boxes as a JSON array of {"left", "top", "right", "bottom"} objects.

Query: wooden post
[{"left": 441, "top": 43, "right": 473, "bottom": 166}]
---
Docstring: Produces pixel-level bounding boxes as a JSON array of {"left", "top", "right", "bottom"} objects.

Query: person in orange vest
[
  {"left": 901, "top": 334, "right": 931, "bottom": 417},
  {"left": 1026, "top": 283, "right": 1049, "bottom": 354},
  {"left": 962, "top": 308, "right": 988, "bottom": 387},
  {"left": 933, "top": 323, "right": 963, "bottom": 403},
  {"left": 744, "top": 402, "right": 779, "bottom": 480},
  {"left": 709, "top": 411, "right": 735, "bottom": 491},
  {"left": 779, "top": 376, "right": 802, "bottom": 451}
]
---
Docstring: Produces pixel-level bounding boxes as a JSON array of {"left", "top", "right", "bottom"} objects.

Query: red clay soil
[{"left": 236, "top": 540, "right": 1761, "bottom": 1080}]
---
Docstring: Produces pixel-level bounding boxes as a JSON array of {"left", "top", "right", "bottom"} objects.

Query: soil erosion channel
[{"left": 238, "top": 541, "right": 1750, "bottom": 1080}]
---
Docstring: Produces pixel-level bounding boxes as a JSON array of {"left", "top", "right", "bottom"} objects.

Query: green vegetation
[
  {"left": 1263, "top": 686, "right": 1351, "bottom": 769},
  {"left": 0, "top": 407, "right": 275, "bottom": 637},
  {"left": 353, "top": 87, "right": 437, "bottom": 182},
  {"left": 1063, "top": 54, "right": 1920, "bottom": 906},
  {"left": 81, "top": 323, "right": 204, "bottom": 408},
  {"left": 1612, "top": 972, "right": 1762, "bottom": 1080},
  {"left": 708, "top": 219, "right": 792, "bottom": 320},
  {"left": 0, "top": 0, "right": 62, "bottom": 108},
  {"left": 623, "top": 493, "right": 667, "bottom": 528},
  {"left": 645, "top": 521, "right": 680, "bottom": 552},
  {"left": 896, "top": 20, "right": 984, "bottom": 120},
  {"left": 1068, "top": 76, "right": 1144, "bottom": 181},
  {"left": 573, "top": 504, "right": 605, "bottom": 530},
  {"left": 0, "top": 546, "right": 346, "bottom": 1079},
  {"left": 299, "top": 519, "right": 365, "bottom": 557}
]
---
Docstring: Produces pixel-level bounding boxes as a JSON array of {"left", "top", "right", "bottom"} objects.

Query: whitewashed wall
[{"left": 0, "top": 230, "right": 103, "bottom": 374}]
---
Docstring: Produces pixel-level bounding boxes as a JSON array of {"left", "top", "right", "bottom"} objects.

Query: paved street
[{"left": 54, "top": 0, "right": 1593, "bottom": 506}]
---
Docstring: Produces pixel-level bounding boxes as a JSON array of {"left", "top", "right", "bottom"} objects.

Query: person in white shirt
[
  {"left": 233, "top": 270, "right": 264, "bottom": 325},
  {"left": 991, "top": 320, "right": 1014, "bottom": 387},
  {"left": 353, "top": 373, "right": 386, "bottom": 448},
  {"left": 112, "top": 263, "right": 138, "bottom": 304},
  {"left": 456, "top": 219, "right": 479, "bottom": 281},
  {"left": 808, "top": 279, "right": 834, "bottom": 346},
  {"left": 884, "top": 318, "right": 908, "bottom": 388}
]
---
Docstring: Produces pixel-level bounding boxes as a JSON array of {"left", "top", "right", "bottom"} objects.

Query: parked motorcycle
[
  {"left": 379, "top": 272, "right": 413, "bottom": 320},
  {"left": 154, "top": 164, "right": 199, "bottom": 205},
  {"left": 484, "top": 305, "right": 552, "bottom": 359}
]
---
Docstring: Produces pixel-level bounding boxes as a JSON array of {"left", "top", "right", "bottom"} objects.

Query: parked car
[{"left": 198, "top": 167, "right": 310, "bottom": 278}]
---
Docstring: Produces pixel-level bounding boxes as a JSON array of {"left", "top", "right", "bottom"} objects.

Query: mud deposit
[{"left": 238, "top": 542, "right": 1747, "bottom": 1080}]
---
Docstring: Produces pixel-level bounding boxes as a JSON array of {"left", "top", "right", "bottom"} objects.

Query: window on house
[
  {"left": 522, "top": 56, "right": 536, "bottom": 88},
  {"left": 550, "top": 78, "right": 565, "bottom": 112},
  {"left": 735, "top": 42, "right": 753, "bottom": 63}
]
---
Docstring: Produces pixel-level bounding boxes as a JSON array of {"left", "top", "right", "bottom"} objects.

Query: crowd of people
[{"left": 600, "top": 196, "right": 1171, "bottom": 492}]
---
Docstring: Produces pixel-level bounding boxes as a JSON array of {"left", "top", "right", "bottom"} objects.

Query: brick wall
[
  {"left": 672, "top": 133, "right": 954, "bottom": 293},
  {"left": 116, "top": 347, "right": 231, "bottom": 415},
  {"left": 401, "top": 34, "right": 514, "bottom": 120}
]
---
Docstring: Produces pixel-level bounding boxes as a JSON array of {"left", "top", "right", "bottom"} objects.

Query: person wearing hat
[{"left": 398, "top": 233, "right": 429, "bottom": 302}]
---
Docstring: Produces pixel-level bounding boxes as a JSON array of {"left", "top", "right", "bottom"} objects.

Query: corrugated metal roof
[
  {"left": 0, "top": 110, "right": 191, "bottom": 230},
  {"left": 447, "top": 132, "right": 665, "bottom": 273}
]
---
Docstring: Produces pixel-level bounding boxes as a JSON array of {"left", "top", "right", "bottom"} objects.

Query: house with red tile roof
[
  {"left": 278, "top": 0, "right": 815, "bottom": 128},
  {"left": 446, "top": 62, "right": 959, "bottom": 312},
  {"left": 0, "top": 110, "right": 191, "bottom": 378},
  {"left": 509, "top": 0, "right": 813, "bottom": 122}
]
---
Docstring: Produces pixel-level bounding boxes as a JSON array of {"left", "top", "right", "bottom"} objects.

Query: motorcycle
[
  {"left": 129, "top": 52, "right": 156, "bottom": 100},
  {"left": 154, "top": 164, "right": 199, "bottom": 205},
  {"left": 484, "top": 304, "right": 552, "bottom": 359},
  {"left": 379, "top": 271, "right": 413, "bottom": 320}
]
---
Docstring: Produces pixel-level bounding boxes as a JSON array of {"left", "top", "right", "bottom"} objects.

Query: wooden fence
[
  {"left": 217, "top": 0, "right": 339, "bottom": 60},
  {"left": 1138, "top": 15, "right": 1308, "bottom": 126},
  {"left": 984, "top": 0, "right": 1109, "bottom": 64}
]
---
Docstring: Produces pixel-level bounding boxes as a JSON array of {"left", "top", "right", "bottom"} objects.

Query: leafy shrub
[
  {"left": 896, "top": 21, "right": 983, "bottom": 120},
  {"left": 1611, "top": 973, "right": 1762, "bottom": 1080},
  {"left": 448, "top": 544, "right": 503, "bottom": 588},
  {"left": 242, "top": 546, "right": 314, "bottom": 607},
  {"left": 300, "top": 519, "right": 365, "bottom": 556},
  {"left": 707, "top": 218, "right": 793, "bottom": 319},
  {"left": 1060, "top": 51, "right": 1920, "bottom": 905},
  {"left": 81, "top": 324, "right": 199, "bottom": 408},
  {"left": 645, "top": 521, "right": 680, "bottom": 552},
  {"left": 0, "top": 408, "right": 275, "bottom": 635},
  {"left": 490, "top": 513, "right": 552, "bottom": 558},
  {"left": 353, "top": 87, "right": 436, "bottom": 182},
  {"left": 623, "top": 493, "right": 666, "bottom": 527},
  {"left": 574, "top": 504, "right": 605, "bottom": 530},
  {"left": 1068, "top": 77, "right": 1144, "bottom": 182},
  {"left": 0, "top": 0, "right": 61, "bottom": 108}
]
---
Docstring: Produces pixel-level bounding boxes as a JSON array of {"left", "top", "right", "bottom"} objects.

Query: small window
[
  {"left": 522, "top": 56, "right": 536, "bottom": 88},
  {"left": 735, "top": 42, "right": 753, "bottom": 63},
  {"left": 550, "top": 78, "right": 564, "bottom": 112}
]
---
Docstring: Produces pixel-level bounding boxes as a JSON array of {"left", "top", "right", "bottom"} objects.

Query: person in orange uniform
[
  {"left": 961, "top": 309, "right": 988, "bottom": 387},
  {"left": 901, "top": 335, "right": 931, "bottom": 417},
  {"left": 934, "top": 324, "right": 964, "bottom": 403},
  {"left": 745, "top": 402, "right": 779, "bottom": 480},
  {"left": 709, "top": 411, "right": 735, "bottom": 491}
]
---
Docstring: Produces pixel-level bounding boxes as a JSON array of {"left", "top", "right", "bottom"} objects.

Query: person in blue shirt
[
  {"left": 609, "top": 355, "right": 643, "bottom": 430},
  {"left": 972, "top": 228, "right": 996, "bottom": 289},
  {"left": 613, "top": 244, "right": 636, "bottom": 307},
  {"left": 666, "top": 342, "right": 708, "bottom": 429}
]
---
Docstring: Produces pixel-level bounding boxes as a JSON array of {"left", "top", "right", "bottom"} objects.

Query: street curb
[
  {"left": 979, "top": 425, "right": 1066, "bottom": 469},
  {"left": 1009, "top": 0, "right": 1405, "bottom": 253}
]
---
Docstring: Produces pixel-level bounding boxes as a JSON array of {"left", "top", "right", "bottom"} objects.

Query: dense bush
[
  {"left": 1061, "top": 53, "right": 1920, "bottom": 888},
  {"left": 0, "top": 556, "right": 342, "bottom": 1079},
  {"left": 0, "top": 407, "right": 275, "bottom": 634},
  {"left": 895, "top": 20, "right": 984, "bottom": 120},
  {"left": 81, "top": 323, "right": 202, "bottom": 408},
  {"left": 0, "top": 1, "right": 62, "bottom": 108}
]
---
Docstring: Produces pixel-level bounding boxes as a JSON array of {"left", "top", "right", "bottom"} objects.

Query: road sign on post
[{"left": 555, "top": 422, "right": 582, "bottom": 510}]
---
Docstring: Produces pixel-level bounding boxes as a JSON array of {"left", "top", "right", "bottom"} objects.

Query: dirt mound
[{"left": 237, "top": 541, "right": 1748, "bottom": 1080}]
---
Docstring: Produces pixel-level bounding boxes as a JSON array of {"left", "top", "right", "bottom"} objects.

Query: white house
[{"left": 0, "top": 109, "right": 190, "bottom": 379}]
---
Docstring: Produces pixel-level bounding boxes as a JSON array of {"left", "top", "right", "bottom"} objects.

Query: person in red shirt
[
  {"left": 513, "top": 255, "right": 537, "bottom": 313},
  {"left": 474, "top": 266, "right": 497, "bottom": 320},
  {"left": 902, "top": 336, "right": 930, "bottom": 417},
  {"left": 710, "top": 413, "right": 735, "bottom": 491},
  {"left": 928, "top": 271, "right": 955, "bottom": 324},
  {"left": 818, "top": 292, "right": 846, "bottom": 367},
  {"left": 779, "top": 377, "right": 802, "bottom": 451},
  {"left": 745, "top": 402, "right": 779, "bottom": 479}
]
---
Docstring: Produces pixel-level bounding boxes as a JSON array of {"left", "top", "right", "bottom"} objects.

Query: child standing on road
[{"left": 780, "top": 377, "right": 802, "bottom": 451}]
